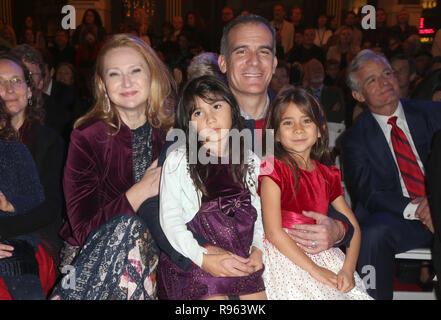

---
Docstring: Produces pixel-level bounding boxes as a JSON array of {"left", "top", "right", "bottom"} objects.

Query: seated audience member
[
  {"left": 72, "top": 9, "right": 107, "bottom": 46},
  {"left": 40, "top": 49, "right": 81, "bottom": 143},
  {"left": 289, "top": 61, "right": 304, "bottom": 86},
  {"left": 314, "top": 14, "right": 333, "bottom": 48},
  {"left": 49, "top": 29, "right": 76, "bottom": 68},
  {"left": 271, "top": 4, "right": 294, "bottom": 55},
  {"left": 290, "top": 6, "right": 305, "bottom": 31},
  {"left": 324, "top": 59, "right": 341, "bottom": 86},
  {"left": 411, "top": 67, "right": 441, "bottom": 101},
  {"left": 362, "top": 8, "right": 390, "bottom": 52},
  {"left": 390, "top": 54, "right": 416, "bottom": 99},
  {"left": 335, "top": 11, "right": 362, "bottom": 47},
  {"left": 170, "top": 16, "right": 184, "bottom": 43},
  {"left": 269, "top": 61, "right": 290, "bottom": 94},
  {"left": 286, "top": 26, "right": 325, "bottom": 65},
  {"left": 75, "top": 26, "right": 103, "bottom": 106},
  {"left": 327, "top": 26, "right": 360, "bottom": 71},
  {"left": 303, "top": 59, "right": 345, "bottom": 125},
  {"left": 402, "top": 34, "right": 421, "bottom": 58},
  {"left": 341, "top": 49, "right": 441, "bottom": 300},
  {"left": 415, "top": 50, "right": 433, "bottom": 79},
  {"left": 52, "top": 34, "right": 175, "bottom": 300},
  {"left": 19, "top": 16, "right": 45, "bottom": 49},
  {"left": 384, "top": 34, "right": 404, "bottom": 60},
  {"left": 389, "top": 9, "right": 418, "bottom": 43},
  {"left": 0, "top": 53, "right": 64, "bottom": 282},
  {"left": 0, "top": 98, "right": 55, "bottom": 300},
  {"left": 303, "top": 58, "right": 345, "bottom": 156},
  {"left": 0, "top": 24, "right": 17, "bottom": 49},
  {"left": 55, "top": 62, "right": 76, "bottom": 87},
  {"left": 427, "top": 130, "right": 441, "bottom": 282},
  {"left": 186, "top": 52, "right": 226, "bottom": 83}
]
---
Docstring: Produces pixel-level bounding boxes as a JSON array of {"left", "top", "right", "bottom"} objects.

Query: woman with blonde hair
[
  {"left": 326, "top": 26, "right": 360, "bottom": 71},
  {"left": 53, "top": 34, "right": 177, "bottom": 300}
]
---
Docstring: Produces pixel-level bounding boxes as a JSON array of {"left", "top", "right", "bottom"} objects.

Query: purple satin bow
[{"left": 218, "top": 191, "right": 251, "bottom": 217}]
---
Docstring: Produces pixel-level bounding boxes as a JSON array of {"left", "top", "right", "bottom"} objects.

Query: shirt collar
[
  {"left": 240, "top": 94, "right": 270, "bottom": 120},
  {"left": 44, "top": 79, "right": 53, "bottom": 96},
  {"left": 371, "top": 100, "right": 404, "bottom": 128}
]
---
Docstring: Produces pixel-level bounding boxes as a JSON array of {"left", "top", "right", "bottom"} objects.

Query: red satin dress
[{"left": 257, "top": 156, "right": 372, "bottom": 300}]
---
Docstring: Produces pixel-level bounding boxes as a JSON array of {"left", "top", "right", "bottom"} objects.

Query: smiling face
[
  {"left": 352, "top": 59, "right": 400, "bottom": 116},
  {"left": 102, "top": 47, "right": 151, "bottom": 114},
  {"left": 277, "top": 102, "right": 320, "bottom": 161},
  {"left": 0, "top": 59, "right": 32, "bottom": 123},
  {"left": 191, "top": 95, "right": 232, "bottom": 154},
  {"left": 218, "top": 23, "right": 277, "bottom": 99}
]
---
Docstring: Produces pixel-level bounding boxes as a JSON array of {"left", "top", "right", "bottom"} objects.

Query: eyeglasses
[
  {"left": 0, "top": 77, "right": 26, "bottom": 90},
  {"left": 29, "top": 71, "right": 42, "bottom": 78}
]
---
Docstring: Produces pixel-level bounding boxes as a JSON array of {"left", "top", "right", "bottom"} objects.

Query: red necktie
[{"left": 388, "top": 116, "right": 426, "bottom": 198}]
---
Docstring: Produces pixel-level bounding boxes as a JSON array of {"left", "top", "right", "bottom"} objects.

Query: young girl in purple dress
[
  {"left": 258, "top": 86, "right": 372, "bottom": 299},
  {"left": 158, "top": 76, "right": 266, "bottom": 300}
]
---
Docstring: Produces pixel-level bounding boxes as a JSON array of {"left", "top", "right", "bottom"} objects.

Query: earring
[
  {"left": 104, "top": 93, "right": 111, "bottom": 113},
  {"left": 28, "top": 97, "right": 33, "bottom": 106}
]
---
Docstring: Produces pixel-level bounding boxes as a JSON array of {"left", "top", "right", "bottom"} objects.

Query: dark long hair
[
  {"left": 0, "top": 53, "right": 45, "bottom": 127},
  {"left": 0, "top": 98, "right": 17, "bottom": 141},
  {"left": 264, "top": 85, "right": 332, "bottom": 192},
  {"left": 176, "top": 75, "right": 249, "bottom": 197}
]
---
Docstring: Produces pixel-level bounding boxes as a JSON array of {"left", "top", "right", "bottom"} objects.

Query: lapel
[{"left": 362, "top": 111, "right": 401, "bottom": 183}]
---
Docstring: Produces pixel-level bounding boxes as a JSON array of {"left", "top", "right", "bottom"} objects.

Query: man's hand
[
  {"left": 246, "top": 247, "right": 264, "bottom": 272},
  {"left": 201, "top": 251, "right": 254, "bottom": 277},
  {"left": 286, "top": 211, "right": 344, "bottom": 254},
  {"left": 412, "top": 197, "right": 434, "bottom": 233}
]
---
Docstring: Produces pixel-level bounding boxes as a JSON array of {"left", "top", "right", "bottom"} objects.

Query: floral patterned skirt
[{"left": 52, "top": 214, "right": 159, "bottom": 300}]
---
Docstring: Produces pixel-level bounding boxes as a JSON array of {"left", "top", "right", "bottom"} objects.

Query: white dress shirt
[
  {"left": 159, "top": 146, "right": 264, "bottom": 267},
  {"left": 371, "top": 102, "right": 424, "bottom": 220}
]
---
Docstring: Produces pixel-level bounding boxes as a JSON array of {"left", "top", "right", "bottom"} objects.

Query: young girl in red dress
[{"left": 258, "top": 86, "right": 372, "bottom": 299}]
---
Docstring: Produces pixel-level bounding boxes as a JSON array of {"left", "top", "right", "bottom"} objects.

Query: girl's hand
[
  {"left": 337, "top": 268, "right": 355, "bottom": 293},
  {"left": 310, "top": 265, "right": 338, "bottom": 289},
  {"left": 202, "top": 252, "right": 253, "bottom": 277},
  {"left": 0, "top": 191, "right": 15, "bottom": 213},
  {"left": 246, "top": 247, "right": 263, "bottom": 272}
]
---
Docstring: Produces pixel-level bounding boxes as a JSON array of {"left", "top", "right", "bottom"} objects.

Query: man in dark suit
[
  {"left": 341, "top": 49, "right": 441, "bottom": 299},
  {"left": 40, "top": 49, "right": 82, "bottom": 144},
  {"left": 303, "top": 58, "right": 345, "bottom": 124},
  {"left": 427, "top": 130, "right": 441, "bottom": 282},
  {"left": 49, "top": 29, "right": 76, "bottom": 68}
]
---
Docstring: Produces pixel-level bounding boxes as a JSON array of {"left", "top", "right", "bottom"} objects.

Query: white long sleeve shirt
[{"left": 371, "top": 102, "right": 424, "bottom": 220}]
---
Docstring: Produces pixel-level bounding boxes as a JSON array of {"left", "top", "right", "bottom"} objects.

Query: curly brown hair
[
  {"left": 0, "top": 52, "right": 45, "bottom": 126},
  {"left": 0, "top": 98, "right": 17, "bottom": 141}
]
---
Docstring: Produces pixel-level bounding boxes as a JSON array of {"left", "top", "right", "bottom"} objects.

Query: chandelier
[{"left": 123, "top": 0, "right": 156, "bottom": 20}]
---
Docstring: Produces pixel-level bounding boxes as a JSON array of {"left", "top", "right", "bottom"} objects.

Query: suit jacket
[
  {"left": 271, "top": 19, "right": 294, "bottom": 54},
  {"left": 59, "top": 119, "right": 166, "bottom": 247},
  {"left": 427, "top": 129, "right": 441, "bottom": 280},
  {"left": 43, "top": 81, "right": 81, "bottom": 143},
  {"left": 341, "top": 99, "right": 441, "bottom": 223},
  {"left": 320, "top": 86, "right": 345, "bottom": 124}
]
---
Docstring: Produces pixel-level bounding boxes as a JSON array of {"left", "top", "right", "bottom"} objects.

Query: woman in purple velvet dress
[
  {"left": 158, "top": 76, "right": 266, "bottom": 300},
  {"left": 51, "top": 34, "right": 176, "bottom": 300}
]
